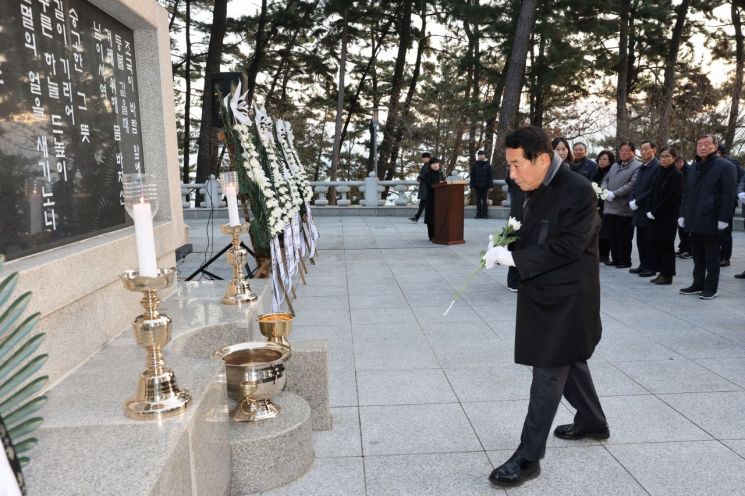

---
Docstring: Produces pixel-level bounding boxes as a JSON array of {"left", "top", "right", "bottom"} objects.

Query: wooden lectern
[{"left": 432, "top": 181, "right": 467, "bottom": 245}]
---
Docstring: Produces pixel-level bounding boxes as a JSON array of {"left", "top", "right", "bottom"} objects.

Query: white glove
[
  {"left": 678, "top": 217, "right": 685, "bottom": 228},
  {"left": 483, "top": 244, "right": 499, "bottom": 269},
  {"left": 486, "top": 245, "right": 515, "bottom": 267},
  {"left": 739, "top": 192, "right": 745, "bottom": 201},
  {"left": 718, "top": 221, "right": 729, "bottom": 230},
  {"left": 646, "top": 211, "right": 655, "bottom": 220},
  {"left": 605, "top": 190, "right": 615, "bottom": 201},
  {"left": 629, "top": 199, "right": 638, "bottom": 211}
]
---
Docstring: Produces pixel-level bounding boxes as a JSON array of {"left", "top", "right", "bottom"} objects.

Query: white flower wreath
[{"left": 276, "top": 119, "right": 314, "bottom": 203}]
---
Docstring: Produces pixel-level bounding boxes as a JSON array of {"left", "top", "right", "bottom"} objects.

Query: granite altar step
[{"left": 230, "top": 392, "right": 314, "bottom": 495}]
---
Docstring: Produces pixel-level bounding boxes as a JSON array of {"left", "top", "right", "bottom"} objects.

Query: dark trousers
[
  {"left": 636, "top": 225, "right": 656, "bottom": 271},
  {"left": 426, "top": 222, "right": 434, "bottom": 240},
  {"left": 475, "top": 187, "right": 489, "bottom": 217},
  {"left": 653, "top": 238, "right": 676, "bottom": 278},
  {"left": 677, "top": 227, "right": 690, "bottom": 253},
  {"left": 517, "top": 362, "right": 607, "bottom": 461},
  {"left": 690, "top": 233, "right": 721, "bottom": 292},
  {"left": 507, "top": 266, "right": 518, "bottom": 289},
  {"left": 718, "top": 212, "right": 735, "bottom": 260},
  {"left": 605, "top": 214, "right": 634, "bottom": 266},
  {"left": 599, "top": 238, "right": 611, "bottom": 260},
  {"left": 414, "top": 198, "right": 426, "bottom": 220}
]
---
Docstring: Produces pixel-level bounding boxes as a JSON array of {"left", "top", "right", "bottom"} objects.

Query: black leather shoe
[
  {"left": 638, "top": 270, "right": 656, "bottom": 277},
  {"left": 680, "top": 285, "right": 703, "bottom": 295},
  {"left": 409, "top": 216, "right": 418, "bottom": 222},
  {"left": 735, "top": 271, "right": 745, "bottom": 279},
  {"left": 488, "top": 454, "right": 540, "bottom": 487},
  {"left": 649, "top": 275, "right": 662, "bottom": 283},
  {"left": 603, "top": 259, "right": 616, "bottom": 266},
  {"left": 653, "top": 276, "right": 672, "bottom": 285},
  {"left": 615, "top": 263, "right": 632, "bottom": 269},
  {"left": 629, "top": 266, "right": 643, "bottom": 274},
  {"left": 720, "top": 259, "right": 730, "bottom": 267},
  {"left": 554, "top": 423, "right": 610, "bottom": 440}
]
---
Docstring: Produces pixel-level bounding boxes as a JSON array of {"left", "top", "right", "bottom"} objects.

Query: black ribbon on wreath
[{"left": 0, "top": 413, "right": 25, "bottom": 495}]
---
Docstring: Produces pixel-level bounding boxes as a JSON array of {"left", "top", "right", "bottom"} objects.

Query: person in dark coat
[
  {"left": 593, "top": 150, "right": 615, "bottom": 264},
  {"left": 486, "top": 126, "right": 607, "bottom": 488},
  {"left": 422, "top": 157, "right": 446, "bottom": 241},
  {"left": 470, "top": 150, "right": 494, "bottom": 218},
  {"left": 679, "top": 134, "right": 738, "bottom": 299},
  {"left": 410, "top": 152, "right": 432, "bottom": 222},
  {"left": 505, "top": 175, "right": 524, "bottom": 292},
  {"left": 629, "top": 141, "right": 660, "bottom": 277},
  {"left": 645, "top": 147, "right": 684, "bottom": 285},
  {"left": 717, "top": 143, "right": 745, "bottom": 266},
  {"left": 572, "top": 142, "right": 598, "bottom": 180},
  {"left": 551, "top": 137, "right": 572, "bottom": 168},
  {"left": 675, "top": 157, "right": 692, "bottom": 258}
]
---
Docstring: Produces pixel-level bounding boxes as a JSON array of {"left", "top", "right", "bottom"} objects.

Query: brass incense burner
[{"left": 221, "top": 223, "right": 257, "bottom": 305}]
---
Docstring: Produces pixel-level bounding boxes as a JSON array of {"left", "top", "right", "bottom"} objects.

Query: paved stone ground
[{"left": 180, "top": 216, "right": 745, "bottom": 496}]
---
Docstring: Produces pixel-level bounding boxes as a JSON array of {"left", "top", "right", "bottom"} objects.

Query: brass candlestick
[
  {"left": 120, "top": 268, "right": 191, "bottom": 420},
  {"left": 221, "top": 223, "right": 258, "bottom": 305}
]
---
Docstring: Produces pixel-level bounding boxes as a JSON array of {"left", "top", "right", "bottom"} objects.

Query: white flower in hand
[
  {"left": 507, "top": 217, "right": 522, "bottom": 231},
  {"left": 483, "top": 245, "right": 515, "bottom": 269}
]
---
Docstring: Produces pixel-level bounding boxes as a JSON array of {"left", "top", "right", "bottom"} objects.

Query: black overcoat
[
  {"left": 631, "top": 158, "right": 660, "bottom": 227},
  {"left": 647, "top": 165, "right": 683, "bottom": 241},
  {"left": 423, "top": 167, "right": 446, "bottom": 225},
  {"left": 680, "top": 155, "right": 737, "bottom": 235},
  {"left": 511, "top": 165, "right": 602, "bottom": 367}
]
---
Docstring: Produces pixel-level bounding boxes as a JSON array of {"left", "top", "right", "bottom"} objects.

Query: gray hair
[{"left": 573, "top": 142, "right": 588, "bottom": 150}]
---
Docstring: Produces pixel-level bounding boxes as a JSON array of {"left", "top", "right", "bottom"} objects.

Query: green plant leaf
[
  {"left": 0, "top": 375, "right": 47, "bottom": 413},
  {"left": 0, "top": 355, "right": 48, "bottom": 398},
  {"left": 0, "top": 272, "right": 18, "bottom": 306},
  {"left": 0, "top": 333, "right": 45, "bottom": 382},
  {"left": 0, "top": 313, "right": 41, "bottom": 363},
  {"left": 0, "top": 292, "right": 32, "bottom": 338},
  {"left": 8, "top": 417, "right": 43, "bottom": 440},
  {"left": 12, "top": 437, "right": 37, "bottom": 454},
  {"left": 5, "top": 396, "right": 47, "bottom": 427}
]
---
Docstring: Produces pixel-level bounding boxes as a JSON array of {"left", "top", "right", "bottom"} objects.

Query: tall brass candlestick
[
  {"left": 120, "top": 268, "right": 191, "bottom": 419},
  {"left": 222, "top": 223, "right": 258, "bottom": 305}
]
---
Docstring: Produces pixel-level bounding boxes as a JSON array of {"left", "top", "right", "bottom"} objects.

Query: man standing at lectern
[{"left": 484, "top": 126, "right": 608, "bottom": 487}]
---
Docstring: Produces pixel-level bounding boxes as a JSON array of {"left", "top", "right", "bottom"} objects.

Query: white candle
[
  {"left": 224, "top": 185, "right": 241, "bottom": 226},
  {"left": 132, "top": 201, "right": 158, "bottom": 277}
]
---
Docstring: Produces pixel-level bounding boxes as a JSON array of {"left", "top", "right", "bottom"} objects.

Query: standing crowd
[{"left": 553, "top": 134, "right": 744, "bottom": 299}]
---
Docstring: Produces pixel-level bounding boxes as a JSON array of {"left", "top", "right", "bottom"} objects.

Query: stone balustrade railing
[{"left": 181, "top": 172, "right": 509, "bottom": 209}]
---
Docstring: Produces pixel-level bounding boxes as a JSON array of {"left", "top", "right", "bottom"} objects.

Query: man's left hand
[
  {"left": 484, "top": 245, "right": 514, "bottom": 268},
  {"left": 646, "top": 211, "right": 655, "bottom": 220}
]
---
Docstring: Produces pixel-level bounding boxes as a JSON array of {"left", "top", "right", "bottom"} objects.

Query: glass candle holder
[{"left": 122, "top": 174, "right": 159, "bottom": 277}]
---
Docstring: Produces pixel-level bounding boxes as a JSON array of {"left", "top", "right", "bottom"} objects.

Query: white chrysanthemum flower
[{"left": 507, "top": 217, "right": 522, "bottom": 231}]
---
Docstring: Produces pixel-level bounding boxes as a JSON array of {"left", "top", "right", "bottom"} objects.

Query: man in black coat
[
  {"left": 629, "top": 141, "right": 660, "bottom": 277},
  {"left": 470, "top": 150, "right": 494, "bottom": 218},
  {"left": 571, "top": 142, "right": 598, "bottom": 180},
  {"left": 485, "top": 126, "right": 607, "bottom": 488},
  {"left": 717, "top": 143, "right": 744, "bottom": 266},
  {"left": 679, "top": 135, "right": 737, "bottom": 299},
  {"left": 409, "top": 152, "right": 431, "bottom": 222}
]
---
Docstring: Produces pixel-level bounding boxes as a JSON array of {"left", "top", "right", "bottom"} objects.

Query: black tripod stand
[{"left": 185, "top": 241, "right": 256, "bottom": 280}]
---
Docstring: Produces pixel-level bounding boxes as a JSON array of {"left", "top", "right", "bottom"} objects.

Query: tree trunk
[
  {"left": 468, "top": 0, "right": 481, "bottom": 161},
  {"left": 194, "top": 0, "right": 228, "bottom": 183},
  {"left": 377, "top": 0, "right": 414, "bottom": 179},
  {"left": 245, "top": 0, "right": 269, "bottom": 110},
  {"left": 726, "top": 1, "right": 744, "bottom": 149},
  {"left": 493, "top": 0, "right": 538, "bottom": 180},
  {"left": 483, "top": 75, "right": 507, "bottom": 163},
  {"left": 386, "top": 7, "right": 427, "bottom": 180},
  {"left": 615, "top": 0, "right": 631, "bottom": 145},
  {"left": 182, "top": 0, "right": 192, "bottom": 184},
  {"left": 656, "top": 0, "right": 689, "bottom": 146},
  {"left": 328, "top": 7, "right": 349, "bottom": 204},
  {"left": 168, "top": 0, "right": 180, "bottom": 31},
  {"left": 447, "top": 53, "right": 474, "bottom": 174}
]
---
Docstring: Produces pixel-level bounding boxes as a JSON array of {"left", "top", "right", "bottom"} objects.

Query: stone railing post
[
  {"left": 314, "top": 185, "right": 329, "bottom": 206},
  {"left": 393, "top": 185, "right": 409, "bottom": 206},
  {"left": 364, "top": 172, "right": 378, "bottom": 208},
  {"left": 199, "top": 174, "right": 224, "bottom": 208},
  {"left": 336, "top": 185, "right": 351, "bottom": 206},
  {"left": 501, "top": 183, "right": 511, "bottom": 207}
]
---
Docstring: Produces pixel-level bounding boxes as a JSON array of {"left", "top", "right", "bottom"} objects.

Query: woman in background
[
  {"left": 552, "top": 137, "right": 573, "bottom": 167},
  {"left": 646, "top": 147, "right": 684, "bottom": 285},
  {"left": 593, "top": 150, "right": 615, "bottom": 264}
]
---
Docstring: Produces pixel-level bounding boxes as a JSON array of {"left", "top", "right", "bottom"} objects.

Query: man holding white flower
[{"left": 485, "top": 126, "right": 608, "bottom": 488}]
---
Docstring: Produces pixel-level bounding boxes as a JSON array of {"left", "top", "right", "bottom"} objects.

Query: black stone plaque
[{"left": 0, "top": 0, "right": 144, "bottom": 260}]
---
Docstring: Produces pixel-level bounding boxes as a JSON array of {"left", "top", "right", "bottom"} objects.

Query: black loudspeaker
[{"left": 208, "top": 72, "right": 243, "bottom": 127}]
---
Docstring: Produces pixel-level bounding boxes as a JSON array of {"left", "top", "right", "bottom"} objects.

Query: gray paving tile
[
  {"left": 487, "top": 446, "right": 648, "bottom": 496},
  {"left": 696, "top": 357, "right": 745, "bottom": 388},
  {"left": 353, "top": 334, "right": 440, "bottom": 371},
  {"left": 329, "top": 368, "right": 358, "bottom": 407},
  {"left": 585, "top": 360, "right": 649, "bottom": 397},
  {"left": 412, "top": 305, "right": 484, "bottom": 323},
  {"left": 350, "top": 306, "right": 418, "bottom": 326},
  {"left": 444, "top": 365, "right": 532, "bottom": 402},
  {"left": 364, "top": 452, "right": 499, "bottom": 496},
  {"left": 723, "top": 439, "right": 745, "bottom": 457},
  {"left": 357, "top": 369, "right": 457, "bottom": 406},
  {"left": 462, "top": 400, "right": 583, "bottom": 451},
  {"left": 613, "top": 358, "right": 741, "bottom": 394},
  {"left": 595, "top": 395, "right": 711, "bottom": 444},
  {"left": 313, "top": 407, "right": 362, "bottom": 458},
  {"left": 608, "top": 441, "right": 745, "bottom": 496},
  {"left": 429, "top": 337, "right": 514, "bottom": 369},
  {"left": 260, "top": 456, "right": 365, "bottom": 496},
  {"left": 594, "top": 328, "right": 682, "bottom": 362},
  {"left": 359, "top": 403, "right": 482, "bottom": 455},
  {"left": 660, "top": 391, "right": 745, "bottom": 439}
]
